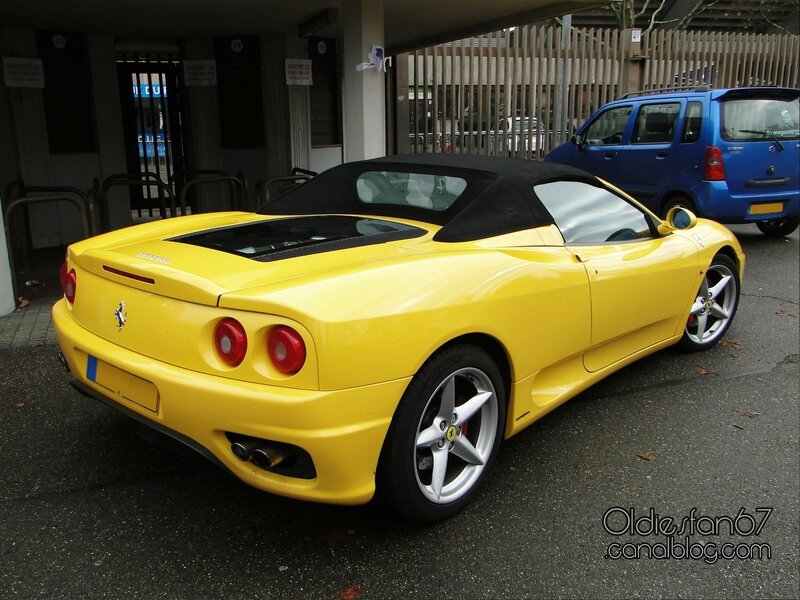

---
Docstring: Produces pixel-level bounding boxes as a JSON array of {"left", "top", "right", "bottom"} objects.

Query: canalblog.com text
[{"left": 602, "top": 506, "right": 773, "bottom": 564}]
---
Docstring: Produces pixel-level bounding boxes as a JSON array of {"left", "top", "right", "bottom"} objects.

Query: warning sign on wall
[
  {"left": 183, "top": 60, "right": 217, "bottom": 87},
  {"left": 285, "top": 59, "right": 313, "bottom": 86},
  {"left": 3, "top": 57, "right": 45, "bottom": 88}
]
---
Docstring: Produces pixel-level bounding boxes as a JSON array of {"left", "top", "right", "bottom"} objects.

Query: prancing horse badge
[{"left": 114, "top": 301, "right": 127, "bottom": 331}]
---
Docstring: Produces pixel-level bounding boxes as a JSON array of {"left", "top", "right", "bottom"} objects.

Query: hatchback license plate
[{"left": 749, "top": 202, "right": 784, "bottom": 215}]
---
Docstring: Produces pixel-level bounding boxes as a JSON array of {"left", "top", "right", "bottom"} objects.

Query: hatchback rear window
[{"left": 721, "top": 97, "right": 800, "bottom": 141}]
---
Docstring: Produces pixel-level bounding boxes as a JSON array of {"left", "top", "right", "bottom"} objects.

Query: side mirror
[
  {"left": 571, "top": 134, "right": 586, "bottom": 150},
  {"left": 657, "top": 206, "right": 697, "bottom": 235}
]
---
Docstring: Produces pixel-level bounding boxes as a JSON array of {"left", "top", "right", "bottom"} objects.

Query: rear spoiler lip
[{"left": 714, "top": 87, "right": 800, "bottom": 101}]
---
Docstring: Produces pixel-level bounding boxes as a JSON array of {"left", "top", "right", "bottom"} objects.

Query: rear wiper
[{"left": 739, "top": 129, "right": 784, "bottom": 151}]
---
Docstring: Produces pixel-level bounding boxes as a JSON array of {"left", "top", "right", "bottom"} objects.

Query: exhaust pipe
[
  {"left": 230, "top": 436, "right": 263, "bottom": 461},
  {"left": 251, "top": 445, "right": 287, "bottom": 470},
  {"left": 57, "top": 350, "right": 70, "bottom": 374}
]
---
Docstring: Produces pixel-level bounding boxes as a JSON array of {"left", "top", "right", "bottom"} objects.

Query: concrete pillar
[
  {"left": 87, "top": 34, "right": 129, "bottom": 230},
  {"left": 620, "top": 28, "right": 644, "bottom": 97},
  {"left": 262, "top": 35, "right": 292, "bottom": 178},
  {"left": 0, "top": 208, "right": 15, "bottom": 316},
  {"left": 1, "top": 28, "right": 26, "bottom": 309},
  {"left": 342, "top": 0, "right": 386, "bottom": 161},
  {"left": 181, "top": 37, "right": 224, "bottom": 213},
  {"left": 392, "top": 53, "right": 410, "bottom": 154},
  {"left": 286, "top": 34, "right": 311, "bottom": 172},
  {"left": 0, "top": 33, "right": 21, "bottom": 194},
  {"left": 1, "top": 27, "right": 57, "bottom": 247}
]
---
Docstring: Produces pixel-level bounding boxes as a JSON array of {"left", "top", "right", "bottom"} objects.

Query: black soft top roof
[{"left": 259, "top": 154, "right": 598, "bottom": 242}]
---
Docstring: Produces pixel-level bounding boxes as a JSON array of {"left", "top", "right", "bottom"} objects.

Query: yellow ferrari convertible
[{"left": 53, "top": 154, "right": 744, "bottom": 522}]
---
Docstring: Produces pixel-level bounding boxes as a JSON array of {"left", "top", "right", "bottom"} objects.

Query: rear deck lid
[{"left": 74, "top": 215, "right": 428, "bottom": 305}]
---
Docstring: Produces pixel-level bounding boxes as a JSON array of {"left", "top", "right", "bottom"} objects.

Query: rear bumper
[
  {"left": 693, "top": 182, "right": 799, "bottom": 223},
  {"left": 53, "top": 299, "right": 408, "bottom": 505}
]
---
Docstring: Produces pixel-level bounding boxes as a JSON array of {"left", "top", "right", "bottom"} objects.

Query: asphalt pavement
[{"left": 1, "top": 224, "right": 798, "bottom": 599}]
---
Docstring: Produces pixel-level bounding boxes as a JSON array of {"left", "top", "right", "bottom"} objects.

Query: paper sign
[
  {"left": 3, "top": 57, "right": 45, "bottom": 88},
  {"left": 357, "top": 46, "right": 391, "bottom": 72},
  {"left": 286, "top": 59, "right": 313, "bottom": 85},
  {"left": 183, "top": 60, "right": 217, "bottom": 86},
  {"left": 631, "top": 29, "right": 642, "bottom": 43}
]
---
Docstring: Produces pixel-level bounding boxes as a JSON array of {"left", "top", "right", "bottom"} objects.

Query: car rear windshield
[
  {"left": 171, "top": 215, "right": 425, "bottom": 261},
  {"left": 721, "top": 97, "right": 800, "bottom": 141},
  {"left": 356, "top": 171, "right": 467, "bottom": 211}
]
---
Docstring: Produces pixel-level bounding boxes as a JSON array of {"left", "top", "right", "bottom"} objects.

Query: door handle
[
  {"left": 603, "top": 152, "right": 617, "bottom": 159},
  {"left": 655, "top": 151, "right": 668, "bottom": 158}
]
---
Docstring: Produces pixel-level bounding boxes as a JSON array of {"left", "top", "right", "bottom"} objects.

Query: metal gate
[
  {"left": 117, "top": 54, "right": 186, "bottom": 217},
  {"left": 396, "top": 26, "right": 800, "bottom": 159}
]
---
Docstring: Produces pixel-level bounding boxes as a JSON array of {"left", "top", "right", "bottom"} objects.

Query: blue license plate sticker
[{"left": 87, "top": 355, "right": 98, "bottom": 381}]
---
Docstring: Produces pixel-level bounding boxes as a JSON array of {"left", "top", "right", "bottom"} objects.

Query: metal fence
[{"left": 395, "top": 26, "right": 800, "bottom": 159}]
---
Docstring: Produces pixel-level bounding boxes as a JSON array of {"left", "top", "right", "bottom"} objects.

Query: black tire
[
  {"left": 377, "top": 345, "right": 506, "bottom": 523},
  {"left": 678, "top": 254, "right": 740, "bottom": 352},
  {"left": 755, "top": 216, "right": 799, "bottom": 238},
  {"left": 661, "top": 196, "right": 697, "bottom": 219}
]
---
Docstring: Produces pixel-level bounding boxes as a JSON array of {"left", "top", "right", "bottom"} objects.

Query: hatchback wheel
[
  {"left": 679, "top": 254, "right": 740, "bottom": 352},
  {"left": 662, "top": 196, "right": 697, "bottom": 219},
  {"left": 378, "top": 345, "right": 505, "bottom": 523},
  {"left": 756, "top": 216, "right": 799, "bottom": 238}
]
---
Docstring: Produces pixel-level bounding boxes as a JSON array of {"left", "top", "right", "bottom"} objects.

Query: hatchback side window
[
  {"left": 535, "top": 181, "right": 654, "bottom": 244},
  {"left": 583, "top": 105, "right": 632, "bottom": 145},
  {"left": 632, "top": 103, "right": 680, "bottom": 144},
  {"left": 681, "top": 102, "right": 703, "bottom": 143}
]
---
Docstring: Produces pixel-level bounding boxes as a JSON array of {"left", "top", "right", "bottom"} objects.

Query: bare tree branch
[
  {"left": 759, "top": 10, "right": 800, "bottom": 36},
  {"left": 644, "top": 0, "right": 671, "bottom": 34},
  {"left": 634, "top": 0, "right": 653, "bottom": 20},
  {"left": 674, "top": 0, "right": 722, "bottom": 29}
]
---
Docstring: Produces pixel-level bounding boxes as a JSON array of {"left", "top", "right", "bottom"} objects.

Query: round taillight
[
  {"left": 214, "top": 318, "right": 248, "bottom": 367},
  {"left": 268, "top": 326, "right": 306, "bottom": 374},
  {"left": 59, "top": 263, "right": 77, "bottom": 303}
]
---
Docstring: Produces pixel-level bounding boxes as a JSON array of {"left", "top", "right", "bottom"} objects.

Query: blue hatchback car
[{"left": 545, "top": 86, "right": 800, "bottom": 236}]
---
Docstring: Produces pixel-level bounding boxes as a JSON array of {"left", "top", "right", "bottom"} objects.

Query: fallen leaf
[
  {"left": 740, "top": 410, "right": 760, "bottom": 418},
  {"left": 338, "top": 585, "right": 364, "bottom": 600},
  {"left": 695, "top": 366, "right": 717, "bottom": 376},
  {"left": 636, "top": 451, "right": 656, "bottom": 461},
  {"left": 17, "top": 296, "right": 29, "bottom": 308},
  {"left": 720, "top": 340, "right": 743, "bottom": 350},
  {"left": 15, "top": 402, "right": 26, "bottom": 408},
  {"left": 776, "top": 308, "right": 796, "bottom": 318}
]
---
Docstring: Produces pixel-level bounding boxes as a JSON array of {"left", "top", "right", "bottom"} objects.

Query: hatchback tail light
[
  {"left": 214, "top": 318, "right": 248, "bottom": 367},
  {"left": 268, "top": 326, "right": 306, "bottom": 374},
  {"left": 59, "top": 262, "right": 77, "bottom": 303},
  {"left": 703, "top": 146, "right": 726, "bottom": 181}
]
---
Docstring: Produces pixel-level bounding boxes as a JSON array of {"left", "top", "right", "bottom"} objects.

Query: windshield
[{"left": 721, "top": 97, "right": 800, "bottom": 141}]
